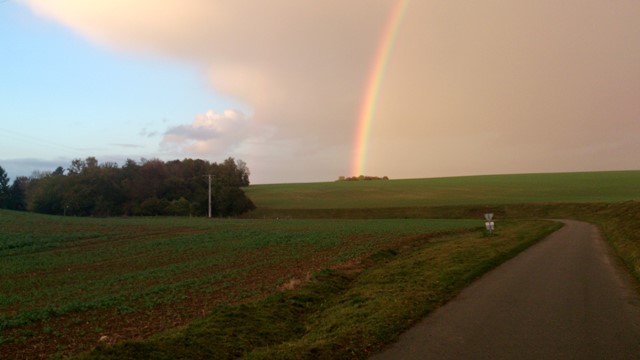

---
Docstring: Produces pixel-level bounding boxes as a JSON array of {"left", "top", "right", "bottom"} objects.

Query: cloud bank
[
  {"left": 23, "top": 0, "right": 640, "bottom": 182},
  {"left": 24, "top": 0, "right": 392, "bottom": 182}
]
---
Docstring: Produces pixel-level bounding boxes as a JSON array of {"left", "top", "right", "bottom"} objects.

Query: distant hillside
[{"left": 244, "top": 171, "right": 640, "bottom": 209}]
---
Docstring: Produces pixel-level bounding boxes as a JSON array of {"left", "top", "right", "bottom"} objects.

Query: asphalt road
[{"left": 371, "top": 220, "right": 640, "bottom": 359}]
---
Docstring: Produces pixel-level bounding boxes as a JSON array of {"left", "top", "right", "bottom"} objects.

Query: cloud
[
  {"left": 23, "top": 0, "right": 392, "bottom": 182},
  {"left": 161, "top": 109, "right": 251, "bottom": 155},
  {"left": 110, "top": 143, "right": 146, "bottom": 149},
  {"left": 22, "top": 0, "right": 640, "bottom": 183},
  {"left": 138, "top": 128, "right": 158, "bottom": 138}
]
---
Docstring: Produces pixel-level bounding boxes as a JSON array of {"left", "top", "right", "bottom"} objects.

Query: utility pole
[{"left": 206, "top": 174, "right": 213, "bottom": 218}]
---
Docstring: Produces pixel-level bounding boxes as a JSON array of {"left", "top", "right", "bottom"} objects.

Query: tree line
[
  {"left": 0, "top": 157, "right": 255, "bottom": 217},
  {"left": 337, "top": 175, "right": 389, "bottom": 181}
]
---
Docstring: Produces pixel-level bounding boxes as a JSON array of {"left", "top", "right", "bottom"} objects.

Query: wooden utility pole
[{"left": 207, "top": 174, "right": 212, "bottom": 218}]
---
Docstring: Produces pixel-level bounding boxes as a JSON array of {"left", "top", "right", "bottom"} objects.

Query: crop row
[{"left": 0, "top": 210, "right": 480, "bottom": 333}]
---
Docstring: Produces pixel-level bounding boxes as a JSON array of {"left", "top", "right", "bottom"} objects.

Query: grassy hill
[{"left": 245, "top": 171, "right": 640, "bottom": 209}]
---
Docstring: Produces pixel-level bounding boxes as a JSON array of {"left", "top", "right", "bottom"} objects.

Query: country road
[{"left": 371, "top": 220, "right": 640, "bottom": 359}]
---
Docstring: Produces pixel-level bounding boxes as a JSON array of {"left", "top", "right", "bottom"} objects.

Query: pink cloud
[{"left": 23, "top": 0, "right": 640, "bottom": 183}]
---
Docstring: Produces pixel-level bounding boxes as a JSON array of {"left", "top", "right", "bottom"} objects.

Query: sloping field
[
  {"left": 244, "top": 171, "right": 640, "bottom": 209},
  {"left": 4, "top": 170, "right": 640, "bottom": 359},
  {"left": 0, "top": 210, "right": 479, "bottom": 359}
]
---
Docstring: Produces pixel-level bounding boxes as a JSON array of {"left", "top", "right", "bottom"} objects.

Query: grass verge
[
  {"left": 465, "top": 202, "right": 640, "bottom": 288},
  {"left": 78, "top": 220, "right": 560, "bottom": 359},
  {"left": 568, "top": 202, "right": 640, "bottom": 287}
]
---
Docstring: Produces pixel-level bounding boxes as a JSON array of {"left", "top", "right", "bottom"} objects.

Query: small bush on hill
[{"left": 337, "top": 175, "right": 389, "bottom": 181}]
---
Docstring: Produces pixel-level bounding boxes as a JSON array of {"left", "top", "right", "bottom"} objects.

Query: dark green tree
[
  {"left": 0, "top": 165, "right": 9, "bottom": 208},
  {"left": 166, "top": 197, "right": 191, "bottom": 216},
  {"left": 7, "top": 177, "right": 28, "bottom": 211},
  {"left": 215, "top": 186, "right": 256, "bottom": 216},
  {"left": 67, "top": 158, "right": 86, "bottom": 175},
  {"left": 29, "top": 173, "right": 66, "bottom": 214},
  {"left": 18, "top": 157, "right": 255, "bottom": 217}
]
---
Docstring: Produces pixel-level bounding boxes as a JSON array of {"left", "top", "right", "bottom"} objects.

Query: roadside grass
[
  {"left": 78, "top": 220, "right": 560, "bottom": 359},
  {"left": 398, "top": 201, "right": 640, "bottom": 292},
  {"left": 422, "top": 201, "right": 640, "bottom": 289},
  {"left": 592, "top": 203, "right": 640, "bottom": 287},
  {"left": 244, "top": 170, "right": 640, "bottom": 209},
  {"left": 500, "top": 202, "right": 640, "bottom": 287}
]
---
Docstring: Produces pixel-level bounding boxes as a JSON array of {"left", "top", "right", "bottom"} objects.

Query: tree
[
  {"left": 7, "top": 177, "right": 28, "bottom": 211},
  {"left": 14, "top": 157, "right": 255, "bottom": 217},
  {"left": 138, "top": 197, "right": 168, "bottom": 216},
  {"left": 52, "top": 166, "right": 65, "bottom": 176},
  {"left": 85, "top": 156, "right": 99, "bottom": 170},
  {"left": 68, "top": 158, "right": 86, "bottom": 175},
  {"left": 215, "top": 186, "right": 255, "bottom": 216},
  {"left": 166, "top": 197, "right": 191, "bottom": 216},
  {"left": 28, "top": 173, "right": 66, "bottom": 214},
  {"left": 0, "top": 165, "right": 9, "bottom": 208},
  {"left": 218, "top": 158, "right": 250, "bottom": 187},
  {"left": 235, "top": 159, "right": 250, "bottom": 186}
]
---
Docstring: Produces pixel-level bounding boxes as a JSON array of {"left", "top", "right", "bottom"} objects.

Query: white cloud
[{"left": 161, "top": 109, "right": 250, "bottom": 155}]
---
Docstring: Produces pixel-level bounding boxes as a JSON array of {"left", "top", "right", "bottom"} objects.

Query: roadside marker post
[{"left": 484, "top": 213, "right": 495, "bottom": 235}]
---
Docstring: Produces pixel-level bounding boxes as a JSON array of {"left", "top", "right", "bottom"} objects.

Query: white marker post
[{"left": 484, "top": 213, "right": 495, "bottom": 235}]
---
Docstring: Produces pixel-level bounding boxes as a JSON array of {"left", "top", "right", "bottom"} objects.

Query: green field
[
  {"left": 245, "top": 171, "right": 640, "bottom": 209},
  {"left": 3, "top": 170, "right": 640, "bottom": 359},
  {"left": 0, "top": 210, "right": 481, "bottom": 359}
]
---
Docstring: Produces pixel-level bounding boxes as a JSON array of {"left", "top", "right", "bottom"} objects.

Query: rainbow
[{"left": 351, "top": 0, "right": 410, "bottom": 177}]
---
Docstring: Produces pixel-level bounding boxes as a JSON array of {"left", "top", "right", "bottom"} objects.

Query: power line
[{"left": 0, "top": 127, "right": 85, "bottom": 155}]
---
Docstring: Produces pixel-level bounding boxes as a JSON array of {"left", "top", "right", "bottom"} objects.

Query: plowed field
[{"left": 0, "top": 210, "right": 479, "bottom": 359}]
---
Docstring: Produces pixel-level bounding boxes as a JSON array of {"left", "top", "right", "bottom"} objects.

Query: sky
[{"left": 1, "top": 0, "right": 639, "bottom": 184}]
